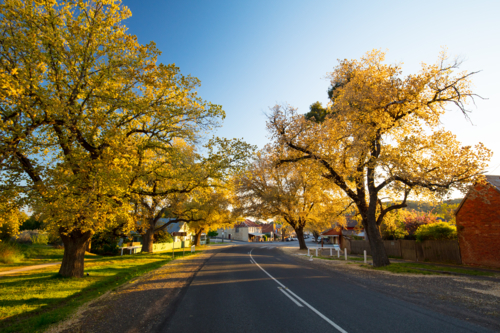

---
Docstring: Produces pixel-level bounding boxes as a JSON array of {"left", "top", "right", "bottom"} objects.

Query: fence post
[
  {"left": 344, "top": 248, "right": 347, "bottom": 260},
  {"left": 191, "top": 245, "right": 195, "bottom": 253},
  {"left": 315, "top": 248, "right": 318, "bottom": 257},
  {"left": 337, "top": 249, "right": 340, "bottom": 258},
  {"left": 330, "top": 248, "right": 333, "bottom": 256},
  {"left": 364, "top": 250, "right": 367, "bottom": 263}
]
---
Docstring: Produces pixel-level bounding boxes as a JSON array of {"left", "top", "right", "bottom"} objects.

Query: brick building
[{"left": 456, "top": 175, "right": 500, "bottom": 268}]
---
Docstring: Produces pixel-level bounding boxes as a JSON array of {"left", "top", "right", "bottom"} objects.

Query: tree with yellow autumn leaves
[
  {"left": 233, "top": 147, "right": 350, "bottom": 250},
  {"left": 268, "top": 50, "right": 491, "bottom": 266},
  {"left": 0, "top": 0, "right": 252, "bottom": 277}
]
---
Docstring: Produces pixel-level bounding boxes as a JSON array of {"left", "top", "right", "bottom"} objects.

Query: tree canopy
[
  {"left": 0, "top": 0, "right": 252, "bottom": 277},
  {"left": 267, "top": 50, "right": 491, "bottom": 266}
]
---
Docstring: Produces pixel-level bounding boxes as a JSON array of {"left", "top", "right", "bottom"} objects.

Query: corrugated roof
[
  {"left": 486, "top": 175, "right": 500, "bottom": 192},
  {"left": 156, "top": 218, "right": 187, "bottom": 234},
  {"left": 234, "top": 219, "right": 261, "bottom": 228}
]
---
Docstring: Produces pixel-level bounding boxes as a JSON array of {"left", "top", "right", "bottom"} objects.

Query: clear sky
[{"left": 122, "top": 0, "right": 500, "bottom": 175}]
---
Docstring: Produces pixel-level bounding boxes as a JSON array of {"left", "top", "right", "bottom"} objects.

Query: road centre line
[
  {"left": 278, "top": 287, "right": 303, "bottom": 307},
  {"left": 249, "top": 249, "right": 348, "bottom": 333}
]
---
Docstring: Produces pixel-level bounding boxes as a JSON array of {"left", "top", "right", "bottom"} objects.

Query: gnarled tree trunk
[
  {"left": 59, "top": 228, "right": 93, "bottom": 278},
  {"left": 142, "top": 226, "right": 154, "bottom": 253}
]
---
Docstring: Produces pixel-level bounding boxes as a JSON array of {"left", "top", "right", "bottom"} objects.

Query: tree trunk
[
  {"left": 142, "top": 227, "right": 154, "bottom": 253},
  {"left": 294, "top": 226, "right": 307, "bottom": 250},
  {"left": 59, "top": 228, "right": 93, "bottom": 278},
  {"left": 194, "top": 229, "right": 203, "bottom": 246},
  {"left": 364, "top": 216, "right": 390, "bottom": 267}
]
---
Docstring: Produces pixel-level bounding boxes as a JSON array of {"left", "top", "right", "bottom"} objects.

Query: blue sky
[{"left": 122, "top": 0, "right": 500, "bottom": 174}]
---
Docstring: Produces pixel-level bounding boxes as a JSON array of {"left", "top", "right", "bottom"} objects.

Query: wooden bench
[{"left": 120, "top": 242, "right": 142, "bottom": 256}]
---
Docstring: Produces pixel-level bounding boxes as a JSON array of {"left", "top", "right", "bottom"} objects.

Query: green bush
[
  {"left": 207, "top": 230, "right": 218, "bottom": 237},
  {"left": 31, "top": 233, "right": 49, "bottom": 245},
  {"left": 262, "top": 235, "right": 268, "bottom": 241},
  {"left": 154, "top": 230, "right": 173, "bottom": 243},
  {"left": 414, "top": 222, "right": 457, "bottom": 242},
  {"left": 0, "top": 241, "right": 24, "bottom": 263}
]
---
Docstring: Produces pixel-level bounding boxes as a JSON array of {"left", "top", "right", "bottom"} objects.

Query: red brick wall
[{"left": 456, "top": 185, "right": 500, "bottom": 268}]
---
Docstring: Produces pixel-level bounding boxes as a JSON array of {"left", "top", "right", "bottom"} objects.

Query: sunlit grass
[
  {"left": 0, "top": 249, "right": 202, "bottom": 333},
  {"left": 0, "top": 244, "right": 100, "bottom": 272},
  {"left": 370, "top": 263, "right": 495, "bottom": 276}
]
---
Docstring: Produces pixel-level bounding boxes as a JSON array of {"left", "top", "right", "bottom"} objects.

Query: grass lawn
[
  {"left": 0, "top": 244, "right": 101, "bottom": 272},
  {"left": 312, "top": 254, "right": 496, "bottom": 277},
  {"left": 370, "top": 262, "right": 495, "bottom": 276},
  {"left": 0, "top": 247, "right": 204, "bottom": 333}
]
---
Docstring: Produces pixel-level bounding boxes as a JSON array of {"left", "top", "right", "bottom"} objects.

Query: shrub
[
  {"left": 90, "top": 232, "right": 120, "bottom": 255},
  {"left": 414, "top": 222, "right": 457, "bottom": 242},
  {"left": 402, "top": 210, "right": 438, "bottom": 239},
  {"left": 207, "top": 230, "right": 218, "bottom": 237},
  {"left": 262, "top": 235, "right": 268, "bottom": 241},
  {"left": 0, "top": 215, "right": 21, "bottom": 241},
  {"left": 154, "top": 230, "right": 173, "bottom": 243},
  {"left": 31, "top": 233, "right": 49, "bottom": 245},
  {"left": 0, "top": 241, "right": 24, "bottom": 264}
]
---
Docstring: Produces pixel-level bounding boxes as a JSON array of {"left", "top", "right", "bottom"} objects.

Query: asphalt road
[{"left": 160, "top": 244, "right": 494, "bottom": 333}]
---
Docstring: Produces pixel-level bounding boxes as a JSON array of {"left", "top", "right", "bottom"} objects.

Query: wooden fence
[{"left": 348, "top": 239, "right": 461, "bottom": 264}]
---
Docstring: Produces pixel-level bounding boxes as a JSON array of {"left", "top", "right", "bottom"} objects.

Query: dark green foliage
[
  {"left": 19, "top": 217, "right": 42, "bottom": 231},
  {"left": 90, "top": 232, "right": 120, "bottom": 256},
  {"left": 207, "top": 230, "right": 218, "bottom": 237},
  {"left": 305, "top": 101, "right": 327, "bottom": 123},
  {"left": 154, "top": 230, "right": 172, "bottom": 243}
]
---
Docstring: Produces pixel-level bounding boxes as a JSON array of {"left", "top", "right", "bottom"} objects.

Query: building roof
[
  {"left": 486, "top": 175, "right": 500, "bottom": 192},
  {"left": 234, "top": 219, "right": 261, "bottom": 228},
  {"left": 157, "top": 218, "right": 188, "bottom": 234},
  {"left": 321, "top": 228, "right": 342, "bottom": 236}
]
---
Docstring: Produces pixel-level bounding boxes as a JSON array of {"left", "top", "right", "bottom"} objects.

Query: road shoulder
[{"left": 47, "top": 248, "right": 222, "bottom": 333}]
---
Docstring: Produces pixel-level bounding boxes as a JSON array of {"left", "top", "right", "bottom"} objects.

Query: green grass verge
[
  {"left": 0, "top": 244, "right": 100, "bottom": 272},
  {"left": 369, "top": 263, "right": 441, "bottom": 275},
  {"left": 0, "top": 249, "right": 203, "bottom": 333},
  {"left": 369, "top": 263, "right": 494, "bottom": 276},
  {"left": 312, "top": 255, "right": 495, "bottom": 277}
]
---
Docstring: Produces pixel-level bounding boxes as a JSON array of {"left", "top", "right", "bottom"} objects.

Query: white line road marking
[
  {"left": 278, "top": 287, "right": 303, "bottom": 307},
  {"left": 249, "top": 249, "right": 348, "bottom": 333}
]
